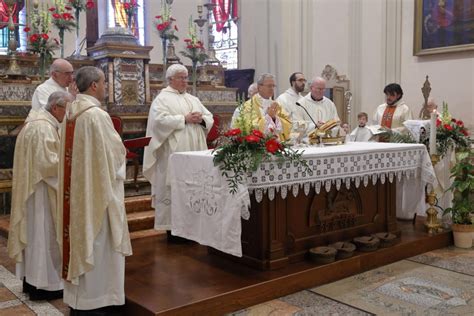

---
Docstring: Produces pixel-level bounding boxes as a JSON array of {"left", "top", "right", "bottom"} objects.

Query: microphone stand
[{"left": 296, "top": 102, "right": 318, "bottom": 129}]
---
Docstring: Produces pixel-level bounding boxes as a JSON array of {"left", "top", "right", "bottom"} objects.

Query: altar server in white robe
[
  {"left": 31, "top": 59, "right": 74, "bottom": 112},
  {"left": 8, "top": 91, "right": 71, "bottom": 300},
  {"left": 143, "top": 64, "right": 214, "bottom": 231},
  {"left": 297, "top": 76, "right": 340, "bottom": 134},
  {"left": 276, "top": 72, "right": 307, "bottom": 130},
  {"left": 373, "top": 83, "right": 413, "bottom": 133},
  {"left": 57, "top": 66, "right": 132, "bottom": 313},
  {"left": 350, "top": 112, "right": 376, "bottom": 142}
]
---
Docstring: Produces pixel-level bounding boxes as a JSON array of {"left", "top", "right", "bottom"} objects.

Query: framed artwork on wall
[{"left": 414, "top": 0, "right": 474, "bottom": 56}]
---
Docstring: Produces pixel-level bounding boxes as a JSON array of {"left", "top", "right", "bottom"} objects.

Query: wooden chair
[
  {"left": 207, "top": 115, "right": 220, "bottom": 149},
  {"left": 110, "top": 115, "right": 151, "bottom": 190}
]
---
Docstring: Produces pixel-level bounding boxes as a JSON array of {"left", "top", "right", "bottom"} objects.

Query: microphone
[{"left": 296, "top": 102, "right": 318, "bottom": 129}]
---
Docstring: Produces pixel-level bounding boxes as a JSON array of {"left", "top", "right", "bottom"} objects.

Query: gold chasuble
[
  {"left": 58, "top": 95, "right": 132, "bottom": 284},
  {"left": 241, "top": 95, "right": 291, "bottom": 141}
]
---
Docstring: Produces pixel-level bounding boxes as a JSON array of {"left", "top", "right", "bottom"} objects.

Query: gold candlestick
[{"left": 425, "top": 154, "right": 442, "bottom": 234}]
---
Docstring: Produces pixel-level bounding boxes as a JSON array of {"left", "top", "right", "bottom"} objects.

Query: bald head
[
  {"left": 50, "top": 59, "right": 74, "bottom": 88},
  {"left": 310, "top": 76, "right": 326, "bottom": 101}
]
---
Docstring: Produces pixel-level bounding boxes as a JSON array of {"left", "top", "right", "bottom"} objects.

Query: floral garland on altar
[{"left": 213, "top": 101, "right": 309, "bottom": 194}]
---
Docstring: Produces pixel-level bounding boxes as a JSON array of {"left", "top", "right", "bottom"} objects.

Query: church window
[
  {"left": 209, "top": 0, "right": 238, "bottom": 69},
  {"left": 107, "top": 0, "right": 145, "bottom": 45},
  {"left": 0, "top": 3, "right": 27, "bottom": 54}
]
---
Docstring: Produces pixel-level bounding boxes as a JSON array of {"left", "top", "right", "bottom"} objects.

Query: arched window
[
  {"left": 209, "top": 0, "right": 238, "bottom": 69},
  {"left": 107, "top": 0, "right": 145, "bottom": 45},
  {"left": 0, "top": 3, "right": 27, "bottom": 54}
]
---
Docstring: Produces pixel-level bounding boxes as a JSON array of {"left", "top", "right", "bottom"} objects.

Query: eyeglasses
[
  {"left": 173, "top": 76, "right": 188, "bottom": 81},
  {"left": 260, "top": 84, "right": 276, "bottom": 88}
]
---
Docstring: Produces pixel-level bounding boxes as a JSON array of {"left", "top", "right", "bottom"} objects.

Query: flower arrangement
[
  {"left": 180, "top": 16, "right": 208, "bottom": 66},
  {"left": 213, "top": 101, "right": 309, "bottom": 194},
  {"left": 25, "top": 4, "right": 59, "bottom": 81},
  {"left": 121, "top": 0, "right": 139, "bottom": 26},
  {"left": 433, "top": 102, "right": 470, "bottom": 157},
  {"left": 66, "top": 1, "right": 95, "bottom": 57},
  {"left": 154, "top": 0, "right": 178, "bottom": 41},
  {"left": 49, "top": 0, "right": 76, "bottom": 57},
  {"left": 68, "top": 0, "right": 95, "bottom": 11}
]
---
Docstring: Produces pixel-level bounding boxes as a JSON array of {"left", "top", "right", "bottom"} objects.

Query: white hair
[
  {"left": 248, "top": 83, "right": 258, "bottom": 96},
  {"left": 256, "top": 73, "right": 275, "bottom": 85},
  {"left": 166, "top": 64, "right": 188, "bottom": 83},
  {"left": 309, "top": 76, "right": 326, "bottom": 87},
  {"left": 44, "top": 91, "right": 73, "bottom": 111}
]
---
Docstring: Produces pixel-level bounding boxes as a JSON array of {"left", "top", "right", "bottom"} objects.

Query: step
[
  {"left": 125, "top": 195, "right": 152, "bottom": 214},
  {"left": 130, "top": 228, "right": 165, "bottom": 240},
  {"left": 127, "top": 210, "right": 155, "bottom": 233}
]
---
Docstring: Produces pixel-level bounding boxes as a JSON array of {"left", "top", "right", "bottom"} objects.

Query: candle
[{"left": 429, "top": 112, "right": 437, "bottom": 155}]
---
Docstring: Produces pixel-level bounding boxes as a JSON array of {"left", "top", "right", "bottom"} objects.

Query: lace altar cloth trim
[{"left": 246, "top": 143, "right": 436, "bottom": 203}]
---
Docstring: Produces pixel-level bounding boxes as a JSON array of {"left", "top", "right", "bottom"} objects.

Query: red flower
[
  {"left": 224, "top": 128, "right": 241, "bottom": 137},
  {"left": 451, "top": 118, "right": 457, "bottom": 123},
  {"left": 86, "top": 1, "right": 95, "bottom": 9},
  {"left": 184, "top": 38, "right": 192, "bottom": 42},
  {"left": 155, "top": 15, "right": 162, "bottom": 19},
  {"left": 65, "top": 6, "right": 72, "bottom": 10},
  {"left": 29, "top": 34, "right": 39, "bottom": 43},
  {"left": 245, "top": 135, "right": 260, "bottom": 143},
  {"left": 123, "top": 3, "right": 131, "bottom": 9},
  {"left": 461, "top": 129, "right": 469, "bottom": 136},
  {"left": 23, "top": 26, "right": 30, "bottom": 32},
  {"left": 41, "top": 33, "right": 49, "bottom": 40},
  {"left": 443, "top": 124, "right": 453, "bottom": 131},
  {"left": 456, "top": 120, "right": 464, "bottom": 127},
  {"left": 157, "top": 24, "right": 165, "bottom": 31},
  {"left": 251, "top": 130, "right": 264, "bottom": 138},
  {"left": 265, "top": 138, "right": 280, "bottom": 154},
  {"left": 436, "top": 119, "right": 441, "bottom": 127},
  {"left": 63, "top": 13, "right": 73, "bottom": 20},
  {"left": 53, "top": 13, "right": 61, "bottom": 19},
  {"left": 187, "top": 44, "right": 193, "bottom": 49},
  {"left": 49, "top": 7, "right": 56, "bottom": 12}
]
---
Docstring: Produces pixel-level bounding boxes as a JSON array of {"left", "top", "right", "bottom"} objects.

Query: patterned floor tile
[
  {"left": 408, "top": 246, "right": 474, "bottom": 276},
  {"left": 311, "top": 260, "right": 474, "bottom": 315},
  {"left": 228, "top": 299, "right": 301, "bottom": 315},
  {"left": 0, "top": 265, "right": 63, "bottom": 316},
  {"left": 0, "top": 286, "right": 16, "bottom": 302},
  {"left": 279, "top": 290, "right": 372, "bottom": 316}
]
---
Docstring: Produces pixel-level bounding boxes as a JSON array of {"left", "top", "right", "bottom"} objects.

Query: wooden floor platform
[{"left": 124, "top": 218, "right": 452, "bottom": 315}]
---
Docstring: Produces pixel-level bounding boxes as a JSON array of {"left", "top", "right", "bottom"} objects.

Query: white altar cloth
[{"left": 169, "top": 142, "right": 436, "bottom": 256}]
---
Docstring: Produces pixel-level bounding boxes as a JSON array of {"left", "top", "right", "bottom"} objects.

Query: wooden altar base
[{"left": 124, "top": 217, "right": 452, "bottom": 316}]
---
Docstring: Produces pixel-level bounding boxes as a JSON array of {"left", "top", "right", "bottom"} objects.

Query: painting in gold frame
[{"left": 414, "top": 0, "right": 474, "bottom": 56}]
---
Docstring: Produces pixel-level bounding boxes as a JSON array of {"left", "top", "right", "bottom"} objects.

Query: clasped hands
[
  {"left": 266, "top": 102, "right": 279, "bottom": 119},
  {"left": 185, "top": 111, "right": 203, "bottom": 124}
]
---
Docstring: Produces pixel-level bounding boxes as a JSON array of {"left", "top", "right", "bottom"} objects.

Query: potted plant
[{"left": 443, "top": 149, "right": 474, "bottom": 248}]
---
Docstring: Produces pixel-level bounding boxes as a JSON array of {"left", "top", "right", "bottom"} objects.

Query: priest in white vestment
[
  {"left": 276, "top": 72, "right": 307, "bottom": 132},
  {"left": 297, "top": 76, "right": 340, "bottom": 135},
  {"left": 57, "top": 66, "right": 132, "bottom": 313},
  {"left": 143, "top": 64, "right": 214, "bottom": 231},
  {"left": 238, "top": 73, "right": 291, "bottom": 141},
  {"left": 31, "top": 59, "right": 74, "bottom": 112},
  {"left": 373, "top": 83, "right": 413, "bottom": 133},
  {"left": 8, "top": 91, "right": 71, "bottom": 300}
]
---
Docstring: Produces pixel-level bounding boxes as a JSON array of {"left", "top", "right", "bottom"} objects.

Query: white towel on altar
[{"left": 169, "top": 151, "right": 250, "bottom": 257}]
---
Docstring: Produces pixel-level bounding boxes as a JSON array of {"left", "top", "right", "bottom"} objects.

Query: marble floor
[
  {"left": 230, "top": 246, "right": 474, "bottom": 316},
  {"left": 1, "top": 234, "right": 472, "bottom": 315}
]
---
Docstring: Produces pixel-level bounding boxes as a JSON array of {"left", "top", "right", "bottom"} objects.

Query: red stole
[
  {"left": 62, "top": 119, "right": 75, "bottom": 279},
  {"left": 381, "top": 106, "right": 397, "bottom": 128}
]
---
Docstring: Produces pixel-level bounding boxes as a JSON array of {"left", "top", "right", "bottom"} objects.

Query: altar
[{"left": 169, "top": 143, "right": 436, "bottom": 270}]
